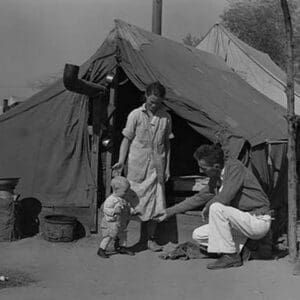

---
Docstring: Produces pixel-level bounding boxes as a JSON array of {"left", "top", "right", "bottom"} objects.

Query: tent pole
[
  {"left": 152, "top": 0, "right": 162, "bottom": 35},
  {"left": 105, "top": 69, "right": 118, "bottom": 199},
  {"left": 90, "top": 94, "right": 108, "bottom": 232},
  {"left": 280, "top": 0, "right": 299, "bottom": 272},
  {"left": 105, "top": 47, "right": 121, "bottom": 199}
]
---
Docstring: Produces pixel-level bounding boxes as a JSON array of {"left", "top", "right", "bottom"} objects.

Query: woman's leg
[
  {"left": 139, "top": 221, "right": 149, "bottom": 244},
  {"left": 147, "top": 220, "right": 163, "bottom": 252}
]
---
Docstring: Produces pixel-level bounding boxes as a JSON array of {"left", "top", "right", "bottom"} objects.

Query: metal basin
[{"left": 0, "top": 178, "right": 20, "bottom": 191}]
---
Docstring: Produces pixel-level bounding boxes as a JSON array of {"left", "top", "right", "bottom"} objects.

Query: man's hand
[{"left": 152, "top": 210, "right": 168, "bottom": 222}]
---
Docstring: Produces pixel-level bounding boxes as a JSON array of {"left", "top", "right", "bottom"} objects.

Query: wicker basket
[{"left": 44, "top": 215, "right": 77, "bottom": 242}]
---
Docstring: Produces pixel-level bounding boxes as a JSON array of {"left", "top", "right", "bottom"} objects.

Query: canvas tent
[
  {"left": 0, "top": 20, "right": 290, "bottom": 233},
  {"left": 197, "top": 23, "right": 300, "bottom": 115}
]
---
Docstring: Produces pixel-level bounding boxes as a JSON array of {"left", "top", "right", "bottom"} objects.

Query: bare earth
[{"left": 0, "top": 214, "right": 299, "bottom": 300}]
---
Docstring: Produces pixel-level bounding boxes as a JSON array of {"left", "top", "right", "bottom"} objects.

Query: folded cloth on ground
[{"left": 159, "top": 241, "right": 205, "bottom": 260}]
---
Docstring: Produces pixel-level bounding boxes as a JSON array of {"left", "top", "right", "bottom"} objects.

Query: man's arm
[
  {"left": 204, "top": 162, "right": 244, "bottom": 211},
  {"left": 165, "top": 185, "right": 214, "bottom": 217}
]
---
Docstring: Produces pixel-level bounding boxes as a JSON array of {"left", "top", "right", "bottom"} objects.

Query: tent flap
[
  {"left": 197, "top": 24, "right": 300, "bottom": 114},
  {"left": 0, "top": 89, "right": 95, "bottom": 207}
]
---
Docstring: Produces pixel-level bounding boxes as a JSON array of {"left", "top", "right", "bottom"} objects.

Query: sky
[{"left": 0, "top": 0, "right": 228, "bottom": 100}]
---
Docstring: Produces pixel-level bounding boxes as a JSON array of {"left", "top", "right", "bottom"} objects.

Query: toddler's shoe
[{"left": 97, "top": 248, "right": 109, "bottom": 258}]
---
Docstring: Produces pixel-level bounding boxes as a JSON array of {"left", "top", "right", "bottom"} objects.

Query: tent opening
[{"left": 98, "top": 71, "right": 212, "bottom": 207}]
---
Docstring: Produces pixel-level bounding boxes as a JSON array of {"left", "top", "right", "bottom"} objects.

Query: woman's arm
[
  {"left": 112, "top": 137, "right": 131, "bottom": 174},
  {"left": 165, "top": 138, "right": 171, "bottom": 181},
  {"left": 165, "top": 114, "right": 173, "bottom": 181},
  {"left": 113, "top": 109, "right": 136, "bottom": 174}
]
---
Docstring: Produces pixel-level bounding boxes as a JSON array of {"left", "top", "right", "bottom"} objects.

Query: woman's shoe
[
  {"left": 147, "top": 240, "right": 163, "bottom": 252},
  {"left": 116, "top": 246, "right": 135, "bottom": 256}
]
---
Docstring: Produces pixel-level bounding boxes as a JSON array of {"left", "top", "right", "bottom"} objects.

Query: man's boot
[{"left": 207, "top": 253, "right": 242, "bottom": 270}]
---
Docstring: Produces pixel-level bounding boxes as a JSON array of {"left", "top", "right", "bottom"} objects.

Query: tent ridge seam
[{"left": 218, "top": 25, "right": 300, "bottom": 98}]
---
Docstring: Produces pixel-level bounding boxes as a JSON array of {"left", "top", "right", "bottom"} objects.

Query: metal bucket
[
  {"left": 44, "top": 215, "right": 77, "bottom": 242},
  {"left": 0, "top": 178, "right": 20, "bottom": 192},
  {"left": 0, "top": 178, "right": 20, "bottom": 242}
]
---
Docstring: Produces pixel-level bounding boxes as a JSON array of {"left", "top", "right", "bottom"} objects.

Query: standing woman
[{"left": 112, "top": 82, "right": 173, "bottom": 252}]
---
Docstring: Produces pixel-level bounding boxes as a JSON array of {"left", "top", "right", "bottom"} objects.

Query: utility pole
[
  {"left": 152, "top": 0, "right": 162, "bottom": 35},
  {"left": 280, "top": 0, "right": 299, "bottom": 268}
]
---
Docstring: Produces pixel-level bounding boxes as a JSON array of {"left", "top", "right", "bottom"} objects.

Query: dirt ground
[{"left": 0, "top": 214, "right": 299, "bottom": 300}]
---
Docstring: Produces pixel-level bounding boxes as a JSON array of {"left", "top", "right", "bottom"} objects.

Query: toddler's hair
[{"left": 111, "top": 176, "right": 130, "bottom": 191}]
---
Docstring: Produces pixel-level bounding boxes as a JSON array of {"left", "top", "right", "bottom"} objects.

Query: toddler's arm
[
  {"left": 103, "top": 197, "right": 119, "bottom": 216},
  {"left": 130, "top": 207, "right": 140, "bottom": 216},
  {"left": 114, "top": 203, "right": 123, "bottom": 214}
]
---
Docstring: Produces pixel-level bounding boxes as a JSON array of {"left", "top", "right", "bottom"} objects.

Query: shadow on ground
[{"left": 0, "top": 269, "right": 37, "bottom": 290}]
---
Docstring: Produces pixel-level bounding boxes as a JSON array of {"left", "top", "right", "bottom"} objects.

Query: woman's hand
[
  {"left": 130, "top": 208, "right": 141, "bottom": 216},
  {"left": 113, "top": 137, "right": 130, "bottom": 176},
  {"left": 112, "top": 162, "right": 124, "bottom": 176},
  {"left": 165, "top": 170, "right": 170, "bottom": 182},
  {"left": 164, "top": 160, "right": 170, "bottom": 182}
]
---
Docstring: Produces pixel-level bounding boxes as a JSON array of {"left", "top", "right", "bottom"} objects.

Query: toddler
[{"left": 97, "top": 176, "right": 136, "bottom": 258}]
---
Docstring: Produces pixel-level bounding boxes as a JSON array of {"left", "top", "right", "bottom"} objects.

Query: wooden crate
[
  {"left": 169, "top": 176, "right": 208, "bottom": 205},
  {"left": 171, "top": 175, "right": 209, "bottom": 192}
]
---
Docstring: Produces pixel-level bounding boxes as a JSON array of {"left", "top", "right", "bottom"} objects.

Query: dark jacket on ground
[{"left": 168, "top": 159, "right": 270, "bottom": 216}]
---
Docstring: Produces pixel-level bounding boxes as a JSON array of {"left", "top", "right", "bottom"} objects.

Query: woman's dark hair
[
  {"left": 193, "top": 144, "right": 224, "bottom": 166},
  {"left": 145, "top": 81, "right": 166, "bottom": 98}
]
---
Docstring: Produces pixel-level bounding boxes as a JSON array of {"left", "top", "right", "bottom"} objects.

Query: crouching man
[{"left": 157, "top": 144, "right": 271, "bottom": 270}]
